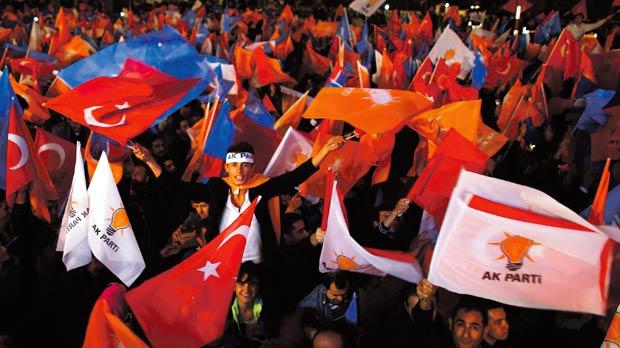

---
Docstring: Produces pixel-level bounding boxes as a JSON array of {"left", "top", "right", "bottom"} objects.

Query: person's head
[
  {"left": 191, "top": 200, "right": 209, "bottom": 220},
  {"left": 484, "top": 303, "right": 509, "bottom": 345},
  {"left": 282, "top": 213, "right": 309, "bottom": 246},
  {"left": 323, "top": 271, "right": 351, "bottom": 306},
  {"left": 313, "top": 330, "right": 344, "bottom": 348},
  {"left": 449, "top": 297, "right": 487, "bottom": 348},
  {"left": 162, "top": 158, "right": 178, "bottom": 174},
  {"left": 150, "top": 137, "right": 167, "bottom": 158},
  {"left": 235, "top": 261, "right": 259, "bottom": 306},
  {"left": 131, "top": 163, "right": 149, "bottom": 184},
  {"left": 574, "top": 13, "right": 584, "bottom": 25},
  {"left": 224, "top": 142, "right": 255, "bottom": 186}
]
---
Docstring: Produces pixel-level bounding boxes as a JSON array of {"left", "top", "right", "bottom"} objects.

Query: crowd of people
[{"left": 1, "top": 0, "right": 620, "bottom": 347}]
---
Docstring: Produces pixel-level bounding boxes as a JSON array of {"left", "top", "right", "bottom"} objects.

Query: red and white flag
[
  {"left": 319, "top": 179, "right": 423, "bottom": 283},
  {"left": 57, "top": 141, "right": 91, "bottom": 271},
  {"left": 126, "top": 197, "right": 260, "bottom": 348},
  {"left": 34, "top": 128, "right": 77, "bottom": 199},
  {"left": 428, "top": 27, "right": 475, "bottom": 79},
  {"left": 429, "top": 170, "right": 614, "bottom": 315},
  {"left": 263, "top": 127, "right": 313, "bottom": 177}
]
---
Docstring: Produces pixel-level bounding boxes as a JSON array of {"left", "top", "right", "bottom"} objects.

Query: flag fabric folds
[
  {"left": 303, "top": 88, "right": 433, "bottom": 134},
  {"left": 126, "top": 197, "right": 260, "bottom": 348},
  {"left": 263, "top": 127, "right": 313, "bottom": 177},
  {"left": 46, "top": 58, "right": 199, "bottom": 145},
  {"left": 429, "top": 170, "right": 613, "bottom": 316},
  {"left": 57, "top": 141, "right": 91, "bottom": 271},
  {"left": 428, "top": 27, "right": 475, "bottom": 79},
  {"left": 87, "top": 152, "right": 145, "bottom": 286},
  {"left": 319, "top": 178, "right": 423, "bottom": 283},
  {"left": 34, "top": 128, "right": 77, "bottom": 199},
  {"left": 406, "top": 129, "right": 489, "bottom": 220}
]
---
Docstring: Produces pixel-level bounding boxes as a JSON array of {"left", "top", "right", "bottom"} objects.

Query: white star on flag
[{"left": 197, "top": 261, "right": 221, "bottom": 281}]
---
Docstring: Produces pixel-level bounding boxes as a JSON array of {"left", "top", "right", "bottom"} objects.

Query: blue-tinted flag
[
  {"left": 182, "top": 9, "right": 197, "bottom": 28},
  {"left": 576, "top": 89, "right": 615, "bottom": 132},
  {"left": 533, "top": 12, "right": 561, "bottom": 44},
  {"left": 472, "top": 50, "right": 487, "bottom": 89},
  {"left": 336, "top": 9, "right": 353, "bottom": 48},
  {"left": 243, "top": 91, "right": 275, "bottom": 128},
  {"left": 54, "top": 26, "right": 214, "bottom": 125}
]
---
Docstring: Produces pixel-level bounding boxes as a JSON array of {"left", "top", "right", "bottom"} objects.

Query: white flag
[
  {"left": 263, "top": 128, "right": 313, "bottom": 177},
  {"left": 87, "top": 152, "right": 145, "bottom": 286},
  {"left": 319, "top": 180, "right": 423, "bottom": 283},
  {"left": 429, "top": 170, "right": 613, "bottom": 315},
  {"left": 57, "top": 141, "right": 91, "bottom": 270},
  {"left": 349, "top": 0, "right": 386, "bottom": 17},
  {"left": 371, "top": 49, "right": 382, "bottom": 85},
  {"left": 428, "top": 27, "right": 475, "bottom": 79}
]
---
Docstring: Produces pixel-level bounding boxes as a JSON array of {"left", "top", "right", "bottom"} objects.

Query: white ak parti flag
[
  {"left": 57, "top": 141, "right": 91, "bottom": 270},
  {"left": 263, "top": 127, "right": 313, "bottom": 177},
  {"left": 428, "top": 27, "right": 475, "bottom": 79},
  {"left": 349, "top": 0, "right": 386, "bottom": 17},
  {"left": 319, "top": 180, "right": 423, "bottom": 283},
  {"left": 429, "top": 170, "right": 614, "bottom": 315},
  {"left": 87, "top": 152, "right": 145, "bottom": 286}
]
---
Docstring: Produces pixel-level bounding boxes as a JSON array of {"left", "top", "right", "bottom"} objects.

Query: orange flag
[
  {"left": 278, "top": 4, "right": 295, "bottom": 24},
  {"left": 303, "top": 88, "right": 433, "bottom": 134},
  {"left": 250, "top": 47, "right": 296, "bottom": 87},
  {"left": 496, "top": 80, "right": 528, "bottom": 138},
  {"left": 588, "top": 158, "right": 611, "bottom": 225},
  {"left": 476, "top": 123, "right": 509, "bottom": 157},
  {"left": 84, "top": 283, "right": 148, "bottom": 348},
  {"left": 233, "top": 45, "right": 253, "bottom": 80},
  {"left": 274, "top": 90, "right": 309, "bottom": 135},
  {"left": 378, "top": 49, "right": 396, "bottom": 89},
  {"left": 312, "top": 21, "right": 338, "bottom": 37},
  {"left": 55, "top": 35, "right": 96, "bottom": 65},
  {"left": 357, "top": 61, "right": 370, "bottom": 88},
  {"left": 9, "top": 75, "right": 50, "bottom": 124},
  {"left": 48, "top": 8, "right": 72, "bottom": 55},
  {"left": 408, "top": 100, "right": 482, "bottom": 157},
  {"left": 302, "top": 40, "right": 331, "bottom": 76}
]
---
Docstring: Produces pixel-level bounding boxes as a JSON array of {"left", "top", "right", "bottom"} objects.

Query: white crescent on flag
[
  {"left": 8, "top": 133, "right": 29, "bottom": 170},
  {"left": 83, "top": 102, "right": 129, "bottom": 128},
  {"left": 38, "top": 142, "right": 66, "bottom": 170}
]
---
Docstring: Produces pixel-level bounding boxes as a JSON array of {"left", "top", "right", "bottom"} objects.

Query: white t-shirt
[{"left": 219, "top": 190, "right": 262, "bottom": 263}]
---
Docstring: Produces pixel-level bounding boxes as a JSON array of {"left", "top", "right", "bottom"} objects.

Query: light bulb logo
[
  {"left": 105, "top": 207, "right": 129, "bottom": 237},
  {"left": 490, "top": 232, "right": 541, "bottom": 271}
]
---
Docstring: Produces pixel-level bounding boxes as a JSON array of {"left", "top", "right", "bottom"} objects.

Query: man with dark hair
[
  {"left": 448, "top": 297, "right": 488, "bottom": 348},
  {"left": 482, "top": 301, "right": 510, "bottom": 347},
  {"left": 298, "top": 271, "right": 353, "bottom": 324}
]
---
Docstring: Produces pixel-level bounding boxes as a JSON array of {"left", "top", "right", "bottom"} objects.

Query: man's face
[
  {"left": 284, "top": 219, "right": 309, "bottom": 245},
  {"left": 192, "top": 201, "right": 209, "bottom": 220},
  {"left": 150, "top": 139, "right": 166, "bottom": 158},
  {"left": 485, "top": 308, "right": 509, "bottom": 342},
  {"left": 225, "top": 162, "right": 255, "bottom": 186},
  {"left": 451, "top": 309, "right": 485, "bottom": 348},
  {"left": 575, "top": 14, "right": 583, "bottom": 24},
  {"left": 325, "top": 282, "right": 349, "bottom": 306},
  {"left": 235, "top": 273, "right": 258, "bottom": 305}
]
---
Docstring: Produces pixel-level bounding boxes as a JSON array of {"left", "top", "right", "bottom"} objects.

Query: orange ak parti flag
[
  {"left": 589, "top": 158, "right": 611, "bottom": 226},
  {"left": 126, "top": 198, "right": 260, "bottom": 348},
  {"left": 45, "top": 58, "right": 199, "bottom": 146},
  {"left": 476, "top": 123, "right": 509, "bottom": 158},
  {"left": 233, "top": 45, "right": 253, "bottom": 80},
  {"left": 406, "top": 128, "right": 489, "bottom": 221},
  {"left": 407, "top": 99, "right": 482, "bottom": 157},
  {"left": 303, "top": 87, "right": 433, "bottom": 134},
  {"left": 496, "top": 79, "right": 528, "bottom": 138},
  {"left": 8, "top": 75, "right": 50, "bottom": 124}
]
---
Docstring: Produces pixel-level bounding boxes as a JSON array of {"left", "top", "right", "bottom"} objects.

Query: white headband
[{"left": 226, "top": 152, "right": 254, "bottom": 164}]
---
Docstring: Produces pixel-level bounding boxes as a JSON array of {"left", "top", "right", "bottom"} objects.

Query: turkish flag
[
  {"left": 126, "top": 197, "right": 260, "bottom": 348},
  {"left": 34, "top": 128, "right": 77, "bottom": 199},
  {"left": 45, "top": 58, "right": 199, "bottom": 145},
  {"left": 406, "top": 128, "right": 488, "bottom": 221},
  {"left": 410, "top": 56, "right": 433, "bottom": 94},
  {"left": 6, "top": 105, "right": 58, "bottom": 221}
]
